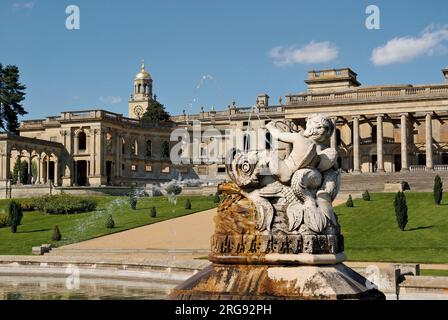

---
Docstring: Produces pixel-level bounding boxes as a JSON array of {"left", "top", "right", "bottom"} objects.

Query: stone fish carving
[{"left": 226, "top": 114, "right": 340, "bottom": 238}]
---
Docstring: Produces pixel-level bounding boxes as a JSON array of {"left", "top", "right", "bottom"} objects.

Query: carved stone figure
[
  {"left": 170, "top": 113, "right": 385, "bottom": 300},
  {"left": 225, "top": 114, "right": 341, "bottom": 243}
]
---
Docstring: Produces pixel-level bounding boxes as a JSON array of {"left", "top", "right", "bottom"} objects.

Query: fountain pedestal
[
  {"left": 170, "top": 115, "right": 385, "bottom": 300},
  {"left": 169, "top": 184, "right": 384, "bottom": 300}
]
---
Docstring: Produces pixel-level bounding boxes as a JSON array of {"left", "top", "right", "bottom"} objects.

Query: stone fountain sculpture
[{"left": 169, "top": 114, "right": 385, "bottom": 300}]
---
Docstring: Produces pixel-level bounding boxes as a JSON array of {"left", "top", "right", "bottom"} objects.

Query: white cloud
[
  {"left": 371, "top": 24, "right": 448, "bottom": 66},
  {"left": 12, "top": 2, "right": 35, "bottom": 11},
  {"left": 99, "top": 96, "right": 122, "bottom": 105},
  {"left": 270, "top": 41, "right": 339, "bottom": 66}
]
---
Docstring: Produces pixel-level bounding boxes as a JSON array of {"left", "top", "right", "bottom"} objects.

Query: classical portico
[{"left": 0, "top": 133, "right": 65, "bottom": 187}]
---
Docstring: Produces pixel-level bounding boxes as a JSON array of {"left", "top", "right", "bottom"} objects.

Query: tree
[
  {"left": 213, "top": 192, "right": 221, "bottom": 203},
  {"left": 394, "top": 191, "right": 408, "bottom": 231},
  {"left": 11, "top": 159, "right": 28, "bottom": 185},
  {"left": 150, "top": 206, "right": 157, "bottom": 218},
  {"left": 8, "top": 200, "right": 23, "bottom": 233},
  {"left": 52, "top": 226, "right": 62, "bottom": 241},
  {"left": 434, "top": 175, "right": 443, "bottom": 205},
  {"left": 141, "top": 100, "right": 170, "bottom": 124},
  {"left": 129, "top": 193, "right": 138, "bottom": 210},
  {"left": 362, "top": 190, "right": 371, "bottom": 201},
  {"left": 346, "top": 194, "right": 354, "bottom": 208},
  {"left": 0, "top": 64, "right": 27, "bottom": 133},
  {"left": 106, "top": 214, "right": 115, "bottom": 229}
]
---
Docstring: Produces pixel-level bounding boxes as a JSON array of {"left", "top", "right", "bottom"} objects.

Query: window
[
  {"left": 162, "top": 141, "right": 170, "bottom": 158},
  {"left": 131, "top": 139, "right": 138, "bottom": 156},
  {"left": 243, "top": 121, "right": 249, "bottom": 127},
  {"left": 145, "top": 164, "right": 153, "bottom": 172},
  {"left": 78, "top": 131, "right": 87, "bottom": 151},
  {"left": 162, "top": 164, "right": 170, "bottom": 174},
  {"left": 146, "top": 140, "right": 152, "bottom": 157},
  {"left": 122, "top": 138, "right": 126, "bottom": 154},
  {"left": 218, "top": 167, "right": 226, "bottom": 173},
  {"left": 131, "top": 164, "right": 137, "bottom": 172}
]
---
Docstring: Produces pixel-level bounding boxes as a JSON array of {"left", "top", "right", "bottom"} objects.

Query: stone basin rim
[{"left": 209, "top": 252, "right": 347, "bottom": 265}]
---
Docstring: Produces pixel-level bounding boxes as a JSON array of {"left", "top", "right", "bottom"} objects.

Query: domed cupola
[
  {"left": 129, "top": 60, "right": 154, "bottom": 119},
  {"left": 133, "top": 60, "right": 153, "bottom": 99}
]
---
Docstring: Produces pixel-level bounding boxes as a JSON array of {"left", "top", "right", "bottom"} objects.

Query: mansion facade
[{"left": 1, "top": 63, "right": 448, "bottom": 189}]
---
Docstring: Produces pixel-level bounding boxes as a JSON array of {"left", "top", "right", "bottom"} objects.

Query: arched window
[
  {"left": 243, "top": 134, "right": 250, "bottom": 152},
  {"left": 146, "top": 140, "right": 152, "bottom": 157},
  {"left": 138, "top": 84, "right": 142, "bottom": 93},
  {"left": 78, "top": 131, "right": 87, "bottom": 151},
  {"left": 121, "top": 138, "right": 126, "bottom": 154},
  {"left": 131, "top": 139, "right": 138, "bottom": 156},
  {"left": 143, "top": 84, "right": 147, "bottom": 95},
  {"left": 162, "top": 141, "right": 170, "bottom": 158}
]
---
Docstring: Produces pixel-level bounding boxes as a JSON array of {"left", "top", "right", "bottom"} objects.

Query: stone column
[
  {"left": 46, "top": 157, "right": 50, "bottom": 184},
  {"left": 352, "top": 116, "right": 361, "bottom": 173},
  {"left": 28, "top": 154, "right": 32, "bottom": 184},
  {"left": 330, "top": 117, "right": 337, "bottom": 149},
  {"left": 400, "top": 114, "right": 409, "bottom": 171},
  {"left": 17, "top": 154, "right": 22, "bottom": 185},
  {"left": 36, "top": 155, "right": 41, "bottom": 184},
  {"left": 426, "top": 113, "right": 433, "bottom": 170},
  {"left": 54, "top": 159, "right": 59, "bottom": 186},
  {"left": 376, "top": 115, "right": 385, "bottom": 172},
  {"left": 90, "top": 129, "right": 96, "bottom": 177}
]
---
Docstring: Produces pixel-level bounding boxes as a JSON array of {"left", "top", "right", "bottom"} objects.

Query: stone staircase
[{"left": 340, "top": 171, "right": 448, "bottom": 192}]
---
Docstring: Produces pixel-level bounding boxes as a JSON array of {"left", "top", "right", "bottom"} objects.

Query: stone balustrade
[{"left": 285, "top": 84, "right": 448, "bottom": 105}]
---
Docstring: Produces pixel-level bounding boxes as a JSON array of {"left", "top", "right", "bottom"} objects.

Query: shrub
[
  {"left": 394, "top": 191, "right": 408, "bottom": 231},
  {"left": 20, "top": 199, "right": 34, "bottom": 211},
  {"left": 213, "top": 192, "right": 221, "bottom": 203},
  {"left": 434, "top": 175, "right": 443, "bottom": 205},
  {"left": 0, "top": 214, "right": 8, "bottom": 228},
  {"left": 346, "top": 195, "right": 354, "bottom": 208},
  {"left": 185, "top": 199, "right": 192, "bottom": 210},
  {"left": 165, "top": 183, "right": 182, "bottom": 196},
  {"left": 150, "top": 206, "right": 157, "bottom": 218},
  {"left": 8, "top": 200, "right": 23, "bottom": 233},
  {"left": 362, "top": 190, "right": 371, "bottom": 201},
  {"left": 129, "top": 194, "right": 138, "bottom": 210},
  {"left": 52, "top": 226, "right": 62, "bottom": 241},
  {"left": 29, "top": 194, "right": 97, "bottom": 214},
  {"left": 106, "top": 214, "right": 115, "bottom": 229}
]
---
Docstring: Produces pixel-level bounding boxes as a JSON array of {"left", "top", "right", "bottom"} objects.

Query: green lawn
[
  {"left": 0, "top": 195, "right": 217, "bottom": 255},
  {"left": 337, "top": 192, "right": 448, "bottom": 264}
]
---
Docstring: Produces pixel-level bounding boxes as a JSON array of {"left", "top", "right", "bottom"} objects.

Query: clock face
[{"left": 134, "top": 105, "right": 144, "bottom": 118}]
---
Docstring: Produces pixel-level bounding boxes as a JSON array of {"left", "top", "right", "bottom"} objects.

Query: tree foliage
[
  {"left": 362, "top": 190, "right": 371, "bottom": 201},
  {"left": 394, "top": 191, "right": 408, "bottom": 231},
  {"left": 141, "top": 100, "right": 170, "bottom": 124},
  {"left": 8, "top": 200, "right": 23, "bottom": 233},
  {"left": 0, "top": 64, "right": 27, "bottom": 133},
  {"left": 52, "top": 226, "right": 62, "bottom": 241},
  {"left": 106, "top": 214, "right": 115, "bottom": 229},
  {"left": 434, "top": 175, "right": 443, "bottom": 205},
  {"left": 11, "top": 159, "right": 28, "bottom": 185},
  {"left": 346, "top": 194, "right": 354, "bottom": 208}
]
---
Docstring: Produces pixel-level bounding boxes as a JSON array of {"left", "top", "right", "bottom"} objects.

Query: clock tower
[{"left": 129, "top": 61, "right": 153, "bottom": 119}]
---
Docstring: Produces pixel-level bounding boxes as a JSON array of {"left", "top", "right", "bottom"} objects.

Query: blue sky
[{"left": 1, "top": 0, "right": 448, "bottom": 120}]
